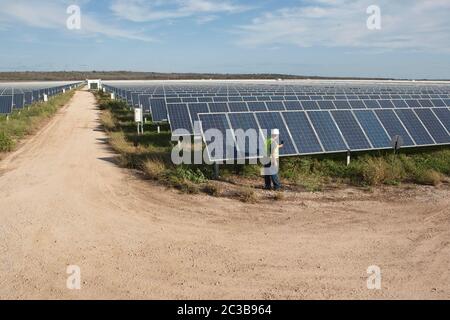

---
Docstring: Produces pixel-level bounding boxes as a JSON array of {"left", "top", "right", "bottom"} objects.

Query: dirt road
[{"left": 0, "top": 90, "right": 449, "bottom": 299}]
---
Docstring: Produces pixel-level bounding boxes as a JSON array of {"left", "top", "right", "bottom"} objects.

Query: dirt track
[{"left": 0, "top": 90, "right": 449, "bottom": 299}]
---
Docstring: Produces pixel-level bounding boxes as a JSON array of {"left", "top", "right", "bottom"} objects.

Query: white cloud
[
  {"left": 236, "top": 0, "right": 450, "bottom": 52},
  {"left": 0, "top": 0, "right": 154, "bottom": 42},
  {"left": 110, "top": 0, "right": 250, "bottom": 22}
]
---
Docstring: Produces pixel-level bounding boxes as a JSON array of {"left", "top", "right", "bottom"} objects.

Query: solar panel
[
  {"left": 284, "top": 101, "right": 303, "bottom": 110},
  {"left": 364, "top": 100, "right": 381, "bottom": 109},
  {"left": 394, "top": 109, "right": 434, "bottom": 145},
  {"left": 307, "top": 111, "right": 348, "bottom": 152},
  {"left": 375, "top": 109, "right": 415, "bottom": 146},
  {"left": 301, "top": 100, "right": 319, "bottom": 110},
  {"left": 199, "top": 113, "right": 235, "bottom": 162},
  {"left": 227, "top": 113, "right": 261, "bottom": 158},
  {"left": 282, "top": 112, "right": 323, "bottom": 153},
  {"left": 317, "top": 100, "right": 335, "bottom": 110},
  {"left": 334, "top": 100, "right": 351, "bottom": 109},
  {"left": 188, "top": 103, "right": 209, "bottom": 123},
  {"left": 378, "top": 100, "right": 395, "bottom": 109},
  {"left": 149, "top": 99, "right": 168, "bottom": 122},
  {"left": 266, "top": 101, "right": 285, "bottom": 111},
  {"left": 0, "top": 95, "right": 13, "bottom": 114},
  {"left": 247, "top": 102, "right": 267, "bottom": 111},
  {"left": 413, "top": 109, "right": 450, "bottom": 144},
  {"left": 353, "top": 110, "right": 391, "bottom": 148},
  {"left": 167, "top": 103, "right": 192, "bottom": 135},
  {"left": 349, "top": 100, "right": 366, "bottom": 109},
  {"left": 331, "top": 110, "right": 372, "bottom": 150},
  {"left": 418, "top": 100, "right": 433, "bottom": 108},
  {"left": 13, "top": 93, "right": 25, "bottom": 109},
  {"left": 209, "top": 102, "right": 229, "bottom": 113},
  {"left": 255, "top": 112, "right": 297, "bottom": 155},
  {"left": 432, "top": 108, "right": 450, "bottom": 132},
  {"left": 228, "top": 102, "right": 248, "bottom": 112}
]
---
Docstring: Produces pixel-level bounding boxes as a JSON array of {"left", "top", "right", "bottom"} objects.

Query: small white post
[
  {"left": 346, "top": 151, "right": 351, "bottom": 166},
  {"left": 43, "top": 94, "right": 48, "bottom": 102},
  {"left": 157, "top": 126, "right": 160, "bottom": 134},
  {"left": 111, "top": 93, "right": 115, "bottom": 100}
]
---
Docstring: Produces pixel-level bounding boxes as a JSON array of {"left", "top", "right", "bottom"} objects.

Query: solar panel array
[
  {"left": 0, "top": 82, "right": 82, "bottom": 114},
  {"left": 103, "top": 81, "right": 450, "bottom": 161}
]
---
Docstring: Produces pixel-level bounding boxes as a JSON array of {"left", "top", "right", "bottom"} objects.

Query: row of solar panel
[
  {"left": 114, "top": 89, "right": 450, "bottom": 105},
  {"left": 104, "top": 85, "right": 450, "bottom": 95},
  {"left": 0, "top": 84, "right": 79, "bottom": 114},
  {"left": 195, "top": 108, "right": 450, "bottom": 161},
  {"left": 128, "top": 93, "right": 450, "bottom": 108},
  {"left": 164, "top": 99, "right": 450, "bottom": 134}
]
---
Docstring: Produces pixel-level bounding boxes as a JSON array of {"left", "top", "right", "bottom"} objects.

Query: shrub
[
  {"left": 100, "top": 110, "right": 116, "bottom": 131},
  {"left": 143, "top": 158, "right": 166, "bottom": 180},
  {"left": 413, "top": 169, "right": 442, "bottom": 186},
  {"left": 202, "top": 183, "right": 220, "bottom": 197},
  {"left": 0, "top": 131, "right": 14, "bottom": 152},
  {"left": 235, "top": 187, "right": 257, "bottom": 203}
]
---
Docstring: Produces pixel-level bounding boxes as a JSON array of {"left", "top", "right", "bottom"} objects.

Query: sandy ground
[{"left": 0, "top": 89, "right": 449, "bottom": 300}]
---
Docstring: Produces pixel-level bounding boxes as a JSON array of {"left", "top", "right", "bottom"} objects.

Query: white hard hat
[{"left": 272, "top": 129, "right": 280, "bottom": 135}]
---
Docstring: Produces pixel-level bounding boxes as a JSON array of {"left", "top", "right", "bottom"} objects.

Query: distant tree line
[{"left": 0, "top": 71, "right": 426, "bottom": 81}]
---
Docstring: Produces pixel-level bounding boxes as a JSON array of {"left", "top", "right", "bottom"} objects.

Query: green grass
[
  {"left": 96, "top": 91, "right": 450, "bottom": 193},
  {"left": 0, "top": 90, "right": 75, "bottom": 152}
]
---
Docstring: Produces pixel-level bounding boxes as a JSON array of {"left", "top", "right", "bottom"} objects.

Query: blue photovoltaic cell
[
  {"left": 443, "top": 99, "right": 450, "bottom": 107},
  {"left": 266, "top": 101, "right": 285, "bottom": 111},
  {"left": 0, "top": 95, "right": 13, "bottom": 114},
  {"left": 317, "top": 100, "right": 335, "bottom": 110},
  {"left": 307, "top": 111, "right": 348, "bottom": 152},
  {"left": 378, "top": 100, "right": 395, "bottom": 109},
  {"left": 228, "top": 102, "right": 248, "bottom": 112},
  {"left": 209, "top": 102, "right": 229, "bottom": 113},
  {"left": 150, "top": 99, "right": 168, "bottom": 122},
  {"left": 432, "top": 108, "right": 450, "bottom": 132},
  {"left": 24, "top": 92, "right": 32, "bottom": 106},
  {"left": 131, "top": 92, "right": 140, "bottom": 107},
  {"left": 167, "top": 103, "right": 192, "bottom": 135},
  {"left": 166, "top": 97, "right": 182, "bottom": 103},
  {"left": 349, "top": 100, "right": 366, "bottom": 109},
  {"left": 139, "top": 95, "right": 151, "bottom": 111},
  {"left": 300, "top": 100, "right": 319, "bottom": 110},
  {"left": 199, "top": 113, "right": 235, "bottom": 161},
  {"left": 418, "top": 100, "right": 433, "bottom": 108},
  {"left": 247, "top": 102, "right": 267, "bottom": 111},
  {"left": 282, "top": 112, "right": 323, "bottom": 154},
  {"left": 331, "top": 110, "right": 371, "bottom": 150},
  {"left": 334, "top": 100, "right": 351, "bottom": 109},
  {"left": 405, "top": 100, "right": 421, "bottom": 108},
  {"left": 213, "top": 96, "right": 228, "bottom": 102},
  {"left": 364, "top": 100, "right": 381, "bottom": 109},
  {"left": 375, "top": 109, "right": 415, "bottom": 146},
  {"left": 188, "top": 103, "right": 209, "bottom": 131},
  {"left": 198, "top": 97, "right": 213, "bottom": 103},
  {"left": 395, "top": 109, "right": 434, "bottom": 145},
  {"left": 392, "top": 100, "right": 408, "bottom": 108},
  {"left": 354, "top": 110, "right": 391, "bottom": 148},
  {"left": 229, "top": 96, "right": 243, "bottom": 102},
  {"left": 414, "top": 109, "right": 450, "bottom": 144},
  {"left": 431, "top": 99, "right": 445, "bottom": 107},
  {"left": 228, "top": 113, "right": 260, "bottom": 158},
  {"left": 284, "top": 101, "right": 303, "bottom": 110},
  {"left": 255, "top": 112, "right": 297, "bottom": 155},
  {"left": 13, "top": 93, "right": 24, "bottom": 109},
  {"left": 183, "top": 97, "right": 198, "bottom": 103}
]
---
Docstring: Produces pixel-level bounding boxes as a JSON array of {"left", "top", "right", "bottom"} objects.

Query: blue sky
[{"left": 0, "top": 0, "right": 449, "bottom": 79}]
